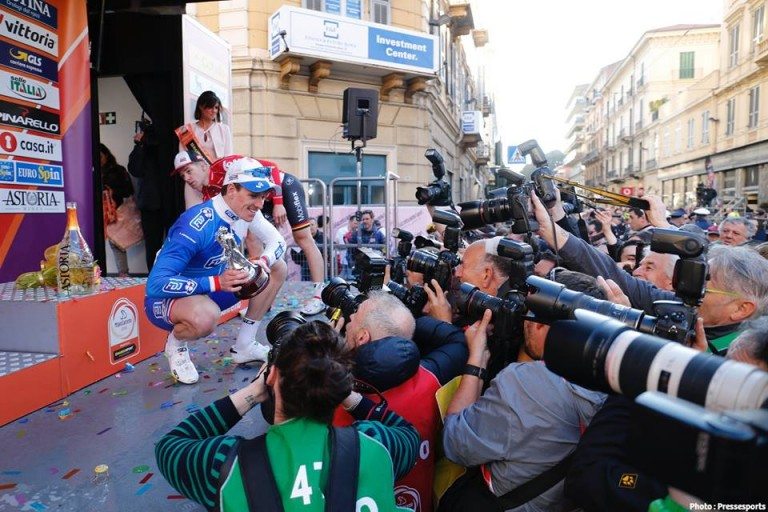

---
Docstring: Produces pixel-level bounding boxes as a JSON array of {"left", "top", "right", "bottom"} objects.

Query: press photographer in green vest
[{"left": 155, "top": 319, "right": 419, "bottom": 511}]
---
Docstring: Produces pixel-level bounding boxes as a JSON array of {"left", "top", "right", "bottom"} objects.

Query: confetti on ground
[
  {"left": 57, "top": 408, "right": 72, "bottom": 420},
  {"left": 132, "top": 465, "right": 150, "bottom": 474},
  {"left": 167, "top": 495, "right": 185, "bottom": 500},
  {"left": 1, "top": 471, "right": 21, "bottom": 475},
  {"left": 28, "top": 501, "right": 47, "bottom": 511},
  {"left": 124, "top": 363, "right": 135, "bottom": 372},
  {"left": 139, "top": 472, "right": 154, "bottom": 484},
  {"left": 96, "top": 427, "right": 111, "bottom": 435},
  {"left": 49, "top": 468, "right": 58, "bottom": 475},
  {"left": 17, "top": 418, "right": 29, "bottom": 424},
  {"left": 0, "top": 483, "right": 17, "bottom": 490},
  {"left": 16, "top": 430, "right": 25, "bottom": 439},
  {"left": 98, "top": 388, "right": 109, "bottom": 394},
  {"left": 135, "top": 483, "right": 152, "bottom": 496},
  {"left": 112, "top": 390, "right": 127, "bottom": 396},
  {"left": 202, "top": 388, "right": 217, "bottom": 393},
  {"left": 62, "top": 468, "right": 80, "bottom": 480}
]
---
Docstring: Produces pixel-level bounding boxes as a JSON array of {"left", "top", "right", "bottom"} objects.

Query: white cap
[
  {"left": 693, "top": 207, "right": 711, "bottom": 215},
  {"left": 222, "top": 157, "right": 279, "bottom": 194},
  {"left": 173, "top": 150, "right": 204, "bottom": 173}
]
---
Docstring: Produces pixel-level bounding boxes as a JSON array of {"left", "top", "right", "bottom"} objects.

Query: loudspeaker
[{"left": 342, "top": 88, "right": 378, "bottom": 141}]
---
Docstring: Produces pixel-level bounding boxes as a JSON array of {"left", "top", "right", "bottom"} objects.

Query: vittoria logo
[{"left": 0, "top": 11, "right": 58, "bottom": 56}]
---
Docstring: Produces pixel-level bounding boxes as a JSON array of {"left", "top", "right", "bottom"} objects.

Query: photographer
[
  {"left": 334, "top": 291, "right": 468, "bottom": 512},
  {"left": 425, "top": 237, "right": 511, "bottom": 324},
  {"left": 156, "top": 321, "right": 419, "bottom": 511},
  {"left": 440, "top": 270, "right": 607, "bottom": 511},
  {"left": 531, "top": 191, "right": 768, "bottom": 352}
]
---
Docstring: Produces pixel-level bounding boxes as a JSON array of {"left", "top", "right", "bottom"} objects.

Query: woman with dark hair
[
  {"left": 156, "top": 320, "right": 419, "bottom": 511},
  {"left": 176, "top": 90, "right": 233, "bottom": 206},
  {"left": 100, "top": 143, "right": 135, "bottom": 276}
]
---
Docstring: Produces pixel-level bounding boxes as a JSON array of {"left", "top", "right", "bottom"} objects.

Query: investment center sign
[{"left": 269, "top": 6, "right": 438, "bottom": 74}]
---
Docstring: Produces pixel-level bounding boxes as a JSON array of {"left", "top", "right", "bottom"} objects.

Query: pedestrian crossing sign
[{"left": 507, "top": 145, "right": 526, "bottom": 165}]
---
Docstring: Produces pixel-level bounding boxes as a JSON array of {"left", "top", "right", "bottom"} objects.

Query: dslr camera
[
  {"left": 352, "top": 247, "right": 388, "bottom": 294},
  {"left": 415, "top": 149, "right": 452, "bottom": 206},
  {"left": 387, "top": 280, "right": 428, "bottom": 318},
  {"left": 389, "top": 228, "right": 414, "bottom": 285},
  {"left": 321, "top": 276, "right": 367, "bottom": 324}
]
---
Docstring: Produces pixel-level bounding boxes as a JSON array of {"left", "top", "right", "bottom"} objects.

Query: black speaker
[{"left": 342, "top": 88, "right": 378, "bottom": 141}]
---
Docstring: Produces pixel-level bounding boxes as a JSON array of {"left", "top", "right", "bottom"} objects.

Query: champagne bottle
[{"left": 56, "top": 202, "right": 96, "bottom": 297}]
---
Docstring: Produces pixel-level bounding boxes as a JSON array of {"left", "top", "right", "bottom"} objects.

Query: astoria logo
[{"left": 9, "top": 75, "right": 46, "bottom": 101}]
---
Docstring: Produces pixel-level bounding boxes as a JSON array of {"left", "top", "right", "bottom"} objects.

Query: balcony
[
  {"left": 635, "top": 120, "right": 643, "bottom": 131},
  {"left": 646, "top": 158, "right": 657, "bottom": 170},
  {"left": 269, "top": 6, "right": 438, "bottom": 95},
  {"left": 617, "top": 98, "right": 624, "bottom": 107},
  {"left": 608, "top": 170, "right": 625, "bottom": 184},
  {"left": 755, "top": 38, "right": 768, "bottom": 66},
  {"left": 475, "top": 143, "right": 490, "bottom": 165},
  {"left": 636, "top": 76, "right": 645, "bottom": 89},
  {"left": 604, "top": 142, "right": 616, "bottom": 152},
  {"left": 460, "top": 110, "right": 484, "bottom": 147},
  {"left": 582, "top": 149, "right": 599, "bottom": 164}
]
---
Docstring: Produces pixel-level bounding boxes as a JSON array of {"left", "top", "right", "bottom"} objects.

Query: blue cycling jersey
[{"left": 146, "top": 195, "right": 252, "bottom": 298}]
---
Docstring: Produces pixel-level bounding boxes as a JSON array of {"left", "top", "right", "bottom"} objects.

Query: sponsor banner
[
  {"left": 0, "top": 0, "right": 57, "bottom": 29},
  {"left": 14, "top": 160, "right": 62, "bottom": 186},
  {"left": 0, "top": 186, "right": 64, "bottom": 212},
  {"left": 0, "top": 69, "right": 59, "bottom": 108},
  {"left": 0, "top": 158, "right": 12, "bottom": 180},
  {"left": 108, "top": 298, "right": 140, "bottom": 364},
  {"left": 0, "top": 129, "right": 61, "bottom": 160},
  {"left": 0, "top": 98, "right": 59, "bottom": 133},
  {"left": 0, "top": 38, "right": 57, "bottom": 82},
  {"left": 0, "top": 9, "right": 58, "bottom": 57}
]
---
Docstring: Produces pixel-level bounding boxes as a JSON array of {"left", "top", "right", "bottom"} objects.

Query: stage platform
[{"left": 0, "top": 280, "right": 318, "bottom": 512}]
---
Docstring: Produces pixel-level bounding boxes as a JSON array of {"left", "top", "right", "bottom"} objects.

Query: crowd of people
[{"left": 140, "top": 91, "right": 768, "bottom": 511}]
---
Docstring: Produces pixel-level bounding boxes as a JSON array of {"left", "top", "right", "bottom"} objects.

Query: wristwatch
[{"left": 463, "top": 364, "right": 488, "bottom": 381}]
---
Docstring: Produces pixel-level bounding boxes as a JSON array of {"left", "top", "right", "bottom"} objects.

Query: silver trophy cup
[{"left": 215, "top": 227, "right": 270, "bottom": 299}]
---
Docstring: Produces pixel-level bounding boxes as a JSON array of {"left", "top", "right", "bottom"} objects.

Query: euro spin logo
[
  {"left": 9, "top": 48, "right": 41, "bottom": 66},
  {"left": 9, "top": 75, "right": 45, "bottom": 101},
  {"left": 189, "top": 207, "right": 213, "bottom": 231}
]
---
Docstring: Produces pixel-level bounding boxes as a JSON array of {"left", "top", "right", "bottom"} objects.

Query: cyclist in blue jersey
[{"left": 145, "top": 163, "right": 287, "bottom": 384}]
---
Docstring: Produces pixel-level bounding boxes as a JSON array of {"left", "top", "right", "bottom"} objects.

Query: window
[
  {"left": 749, "top": 86, "right": 760, "bottom": 129},
  {"left": 701, "top": 110, "right": 710, "bottom": 143},
  {"left": 303, "top": 0, "right": 323, "bottom": 11},
  {"left": 752, "top": 5, "right": 765, "bottom": 52},
  {"left": 679, "top": 51, "right": 695, "bottom": 79},
  {"left": 729, "top": 24, "right": 740, "bottom": 68},
  {"left": 724, "top": 170, "right": 736, "bottom": 189},
  {"left": 745, "top": 166, "right": 760, "bottom": 187},
  {"left": 371, "top": 0, "right": 390, "bottom": 25},
  {"left": 726, "top": 97, "right": 736, "bottom": 135},
  {"left": 307, "top": 152, "right": 386, "bottom": 206},
  {"left": 662, "top": 127, "right": 671, "bottom": 157},
  {"left": 674, "top": 121, "right": 681, "bottom": 153},
  {"left": 687, "top": 118, "right": 694, "bottom": 148}
]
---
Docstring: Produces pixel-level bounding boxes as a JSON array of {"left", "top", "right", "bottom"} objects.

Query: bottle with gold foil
[{"left": 56, "top": 202, "right": 96, "bottom": 297}]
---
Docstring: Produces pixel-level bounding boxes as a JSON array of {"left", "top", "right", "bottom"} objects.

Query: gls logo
[{"left": 10, "top": 48, "right": 40, "bottom": 66}]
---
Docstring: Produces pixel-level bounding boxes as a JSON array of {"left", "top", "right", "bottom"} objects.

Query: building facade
[{"left": 188, "top": 0, "right": 494, "bottom": 208}]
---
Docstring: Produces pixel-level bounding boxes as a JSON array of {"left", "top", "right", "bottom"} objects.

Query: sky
[{"left": 471, "top": 0, "right": 724, "bottom": 157}]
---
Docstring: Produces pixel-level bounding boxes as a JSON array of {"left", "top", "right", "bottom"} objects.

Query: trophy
[{"left": 215, "top": 227, "right": 270, "bottom": 299}]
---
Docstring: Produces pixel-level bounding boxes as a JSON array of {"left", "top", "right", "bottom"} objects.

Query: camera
[
  {"left": 416, "top": 148, "right": 452, "bottom": 206},
  {"left": 543, "top": 310, "right": 768, "bottom": 409},
  {"left": 321, "top": 277, "right": 366, "bottom": 322},
  {"left": 518, "top": 139, "right": 558, "bottom": 208},
  {"left": 696, "top": 182, "right": 718, "bottom": 207},
  {"left": 458, "top": 168, "right": 540, "bottom": 234},
  {"left": 525, "top": 275, "right": 695, "bottom": 344},
  {"left": 630, "top": 391, "right": 768, "bottom": 504},
  {"left": 650, "top": 228, "right": 708, "bottom": 307},
  {"left": 406, "top": 248, "right": 454, "bottom": 292},
  {"left": 387, "top": 280, "right": 428, "bottom": 318},
  {"left": 353, "top": 247, "right": 387, "bottom": 293},
  {"left": 389, "top": 228, "right": 414, "bottom": 285},
  {"left": 263, "top": 311, "right": 308, "bottom": 381}
]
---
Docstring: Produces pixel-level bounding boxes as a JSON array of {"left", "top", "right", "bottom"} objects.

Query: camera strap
[
  {"left": 494, "top": 451, "right": 574, "bottom": 509},
  {"left": 234, "top": 426, "right": 360, "bottom": 511}
]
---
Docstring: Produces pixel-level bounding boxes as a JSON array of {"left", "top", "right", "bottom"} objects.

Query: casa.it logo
[
  {"left": 9, "top": 75, "right": 46, "bottom": 101},
  {"left": 394, "top": 486, "right": 421, "bottom": 512},
  {"left": 0, "top": 131, "right": 17, "bottom": 153},
  {"left": 9, "top": 47, "right": 41, "bottom": 66}
]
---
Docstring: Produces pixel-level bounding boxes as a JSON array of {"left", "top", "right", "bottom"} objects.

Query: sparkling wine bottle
[{"left": 56, "top": 202, "right": 96, "bottom": 297}]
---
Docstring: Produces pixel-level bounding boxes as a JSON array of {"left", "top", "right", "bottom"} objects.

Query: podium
[{"left": 0, "top": 277, "right": 245, "bottom": 427}]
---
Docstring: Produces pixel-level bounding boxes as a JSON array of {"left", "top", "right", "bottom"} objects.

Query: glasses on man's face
[{"left": 705, "top": 287, "right": 741, "bottom": 298}]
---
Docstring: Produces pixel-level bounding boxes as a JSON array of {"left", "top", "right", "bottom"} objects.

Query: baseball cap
[
  {"left": 222, "top": 156, "right": 278, "bottom": 194},
  {"left": 707, "top": 224, "right": 720, "bottom": 235},
  {"left": 173, "top": 150, "right": 204, "bottom": 173},
  {"left": 669, "top": 208, "right": 686, "bottom": 218},
  {"left": 693, "top": 207, "right": 711, "bottom": 216}
]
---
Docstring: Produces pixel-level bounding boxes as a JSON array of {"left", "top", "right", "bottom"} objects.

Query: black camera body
[
  {"left": 387, "top": 280, "right": 428, "bottom": 318},
  {"left": 407, "top": 248, "right": 454, "bottom": 292},
  {"left": 518, "top": 139, "right": 558, "bottom": 208},
  {"left": 389, "top": 228, "right": 414, "bottom": 285},
  {"left": 353, "top": 247, "right": 388, "bottom": 294},
  {"left": 650, "top": 228, "right": 708, "bottom": 307},
  {"left": 696, "top": 182, "right": 718, "bottom": 207},
  {"left": 416, "top": 148, "right": 452, "bottom": 206}
]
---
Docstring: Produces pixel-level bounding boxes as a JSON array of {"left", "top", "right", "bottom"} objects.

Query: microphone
[{"left": 278, "top": 30, "right": 290, "bottom": 52}]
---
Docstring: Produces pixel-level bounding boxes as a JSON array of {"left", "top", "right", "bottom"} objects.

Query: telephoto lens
[
  {"left": 321, "top": 277, "right": 366, "bottom": 321},
  {"left": 386, "top": 281, "right": 428, "bottom": 317},
  {"left": 457, "top": 198, "right": 512, "bottom": 230},
  {"left": 457, "top": 282, "right": 504, "bottom": 323},
  {"left": 544, "top": 310, "right": 768, "bottom": 412},
  {"left": 406, "top": 249, "right": 453, "bottom": 291},
  {"left": 266, "top": 310, "right": 307, "bottom": 347}
]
